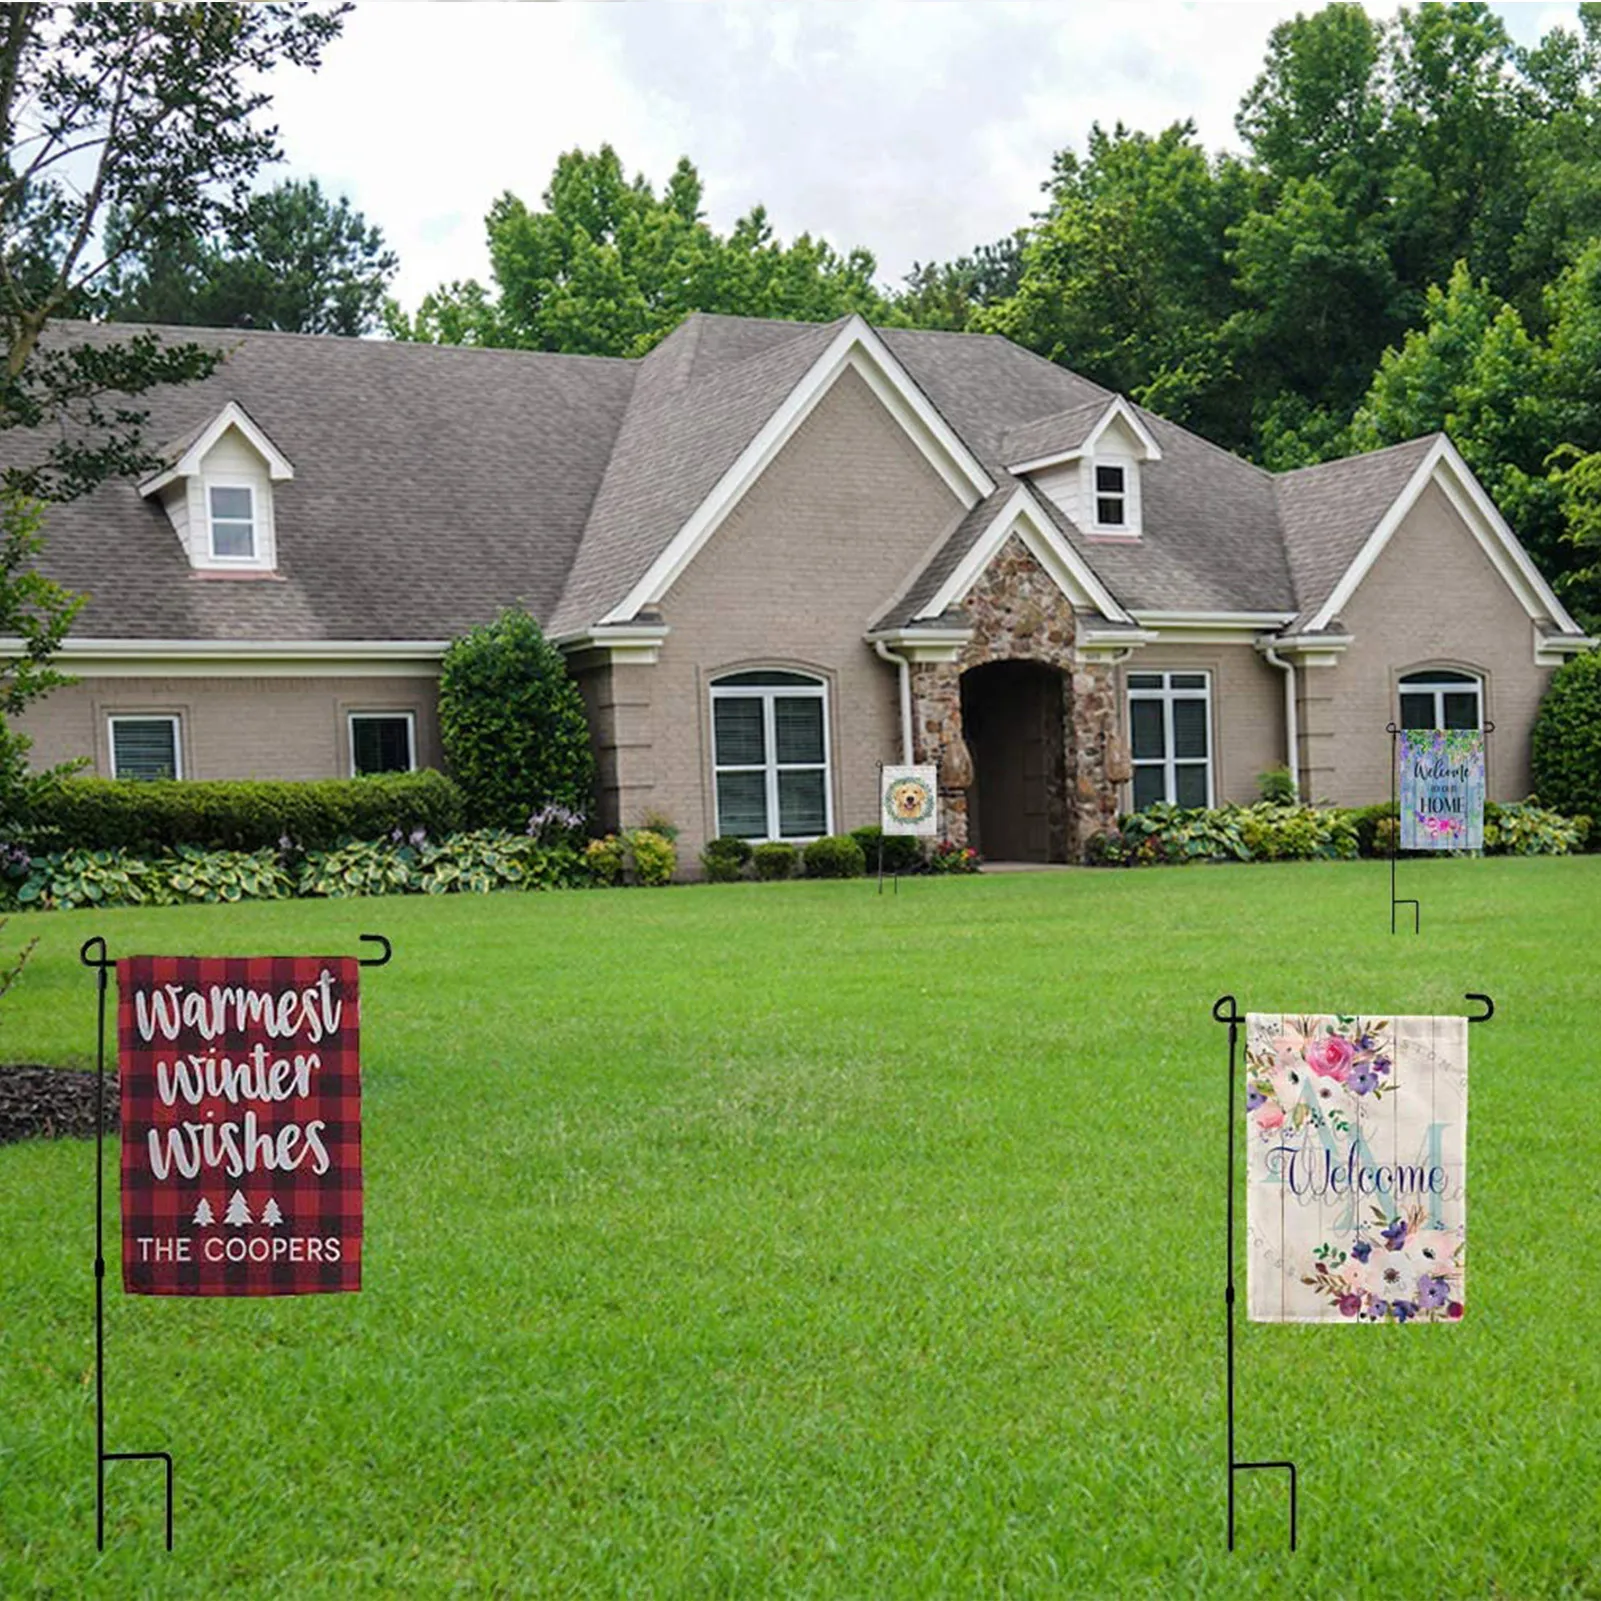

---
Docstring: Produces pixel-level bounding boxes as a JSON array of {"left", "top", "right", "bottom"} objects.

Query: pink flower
[
  {"left": 1447, "top": 1301, "right": 1464, "bottom": 1320},
  {"left": 1256, "top": 1104, "right": 1285, "bottom": 1132},
  {"left": 1337, "top": 1293, "right": 1362, "bottom": 1318},
  {"left": 1305, "top": 1034, "right": 1355, "bottom": 1081}
]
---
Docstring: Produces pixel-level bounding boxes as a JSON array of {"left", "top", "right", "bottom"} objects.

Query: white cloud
[{"left": 262, "top": 0, "right": 1583, "bottom": 314}]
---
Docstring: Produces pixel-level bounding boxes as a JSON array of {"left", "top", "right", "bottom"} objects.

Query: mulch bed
[{"left": 0, "top": 1065, "right": 119, "bottom": 1145}]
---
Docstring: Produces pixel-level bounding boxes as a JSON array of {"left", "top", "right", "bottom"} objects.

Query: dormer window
[
  {"left": 138, "top": 400, "right": 293, "bottom": 574},
  {"left": 1094, "top": 463, "right": 1127, "bottom": 529},
  {"left": 208, "top": 485, "right": 256, "bottom": 559}
]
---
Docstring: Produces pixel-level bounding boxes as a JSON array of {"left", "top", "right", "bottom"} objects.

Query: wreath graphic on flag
[{"left": 885, "top": 775, "right": 935, "bottom": 826}]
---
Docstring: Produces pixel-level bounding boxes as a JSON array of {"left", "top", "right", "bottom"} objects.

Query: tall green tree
[
  {"left": 978, "top": 122, "right": 1258, "bottom": 448},
  {"left": 390, "top": 146, "right": 891, "bottom": 356},
  {"left": 101, "top": 178, "right": 397, "bottom": 337},
  {"left": 892, "top": 233, "right": 1025, "bottom": 333},
  {"left": 0, "top": 3, "right": 347, "bottom": 820}
]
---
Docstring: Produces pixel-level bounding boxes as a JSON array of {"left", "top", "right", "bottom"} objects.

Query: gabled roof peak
[{"left": 137, "top": 399, "right": 293, "bottom": 497}]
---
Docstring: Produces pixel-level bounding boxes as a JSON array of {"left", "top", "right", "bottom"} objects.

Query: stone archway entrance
[{"left": 960, "top": 659, "right": 1067, "bottom": 862}]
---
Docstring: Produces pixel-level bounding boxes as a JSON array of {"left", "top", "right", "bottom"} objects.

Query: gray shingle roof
[
  {"left": 1000, "top": 400, "right": 1112, "bottom": 468},
  {"left": 1274, "top": 435, "right": 1442, "bottom": 630},
  {"left": 8, "top": 314, "right": 1503, "bottom": 649},
  {"left": 15, "top": 321, "right": 635, "bottom": 641}
]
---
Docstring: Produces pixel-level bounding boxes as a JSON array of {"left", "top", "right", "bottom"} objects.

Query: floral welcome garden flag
[
  {"left": 119, "top": 956, "right": 362, "bottom": 1296},
  {"left": 1399, "top": 729, "right": 1485, "bottom": 850},
  {"left": 1245, "top": 1014, "right": 1466, "bottom": 1324}
]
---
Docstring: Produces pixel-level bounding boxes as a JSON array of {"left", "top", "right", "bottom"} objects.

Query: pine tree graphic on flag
[
  {"left": 262, "top": 1198, "right": 284, "bottom": 1227},
  {"left": 224, "top": 1189, "right": 253, "bottom": 1227},
  {"left": 192, "top": 1197, "right": 215, "bottom": 1227}
]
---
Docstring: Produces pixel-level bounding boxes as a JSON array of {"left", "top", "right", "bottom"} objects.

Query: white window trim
[
  {"left": 347, "top": 710, "right": 418, "bottom": 776},
  {"left": 1086, "top": 452, "right": 1141, "bottom": 536},
  {"left": 710, "top": 675, "right": 833, "bottom": 842},
  {"left": 206, "top": 477, "right": 259, "bottom": 562},
  {"left": 1127, "top": 671, "right": 1213, "bottom": 808},
  {"left": 108, "top": 714, "right": 183, "bottom": 780},
  {"left": 1398, "top": 672, "right": 1484, "bottom": 729}
]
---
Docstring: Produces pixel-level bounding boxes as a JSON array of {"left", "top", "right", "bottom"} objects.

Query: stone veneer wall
[{"left": 908, "top": 535, "right": 1118, "bottom": 857}]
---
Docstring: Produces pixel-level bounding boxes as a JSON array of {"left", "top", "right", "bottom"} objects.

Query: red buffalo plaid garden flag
[{"left": 118, "top": 957, "right": 362, "bottom": 1296}]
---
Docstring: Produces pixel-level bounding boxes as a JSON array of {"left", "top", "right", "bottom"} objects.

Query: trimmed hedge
[
  {"left": 803, "top": 834, "right": 867, "bottom": 879},
  {"left": 848, "top": 825, "right": 925, "bottom": 875},
  {"left": 1531, "top": 649, "right": 1601, "bottom": 821},
  {"left": 20, "top": 769, "right": 464, "bottom": 853},
  {"left": 1086, "top": 799, "right": 1589, "bottom": 866}
]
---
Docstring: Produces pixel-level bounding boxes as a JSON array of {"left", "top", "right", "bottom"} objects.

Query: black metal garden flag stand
[
  {"left": 1386, "top": 720, "right": 1492, "bottom": 934},
  {"left": 82, "top": 931, "right": 391, "bottom": 1551},
  {"left": 1212, "top": 990, "right": 1494, "bottom": 1553}
]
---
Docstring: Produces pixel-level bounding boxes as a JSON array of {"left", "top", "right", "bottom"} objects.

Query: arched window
[
  {"left": 1399, "top": 669, "right": 1482, "bottom": 731},
  {"left": 710, "top": 670, "right": 831, "bottom": 841}
]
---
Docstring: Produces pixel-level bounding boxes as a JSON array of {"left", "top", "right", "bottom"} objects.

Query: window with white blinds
[
  {"left": 109, "top": 716, "right": 182, "bottom": 781},
  {"left": 710, "top": 670, "right": 830, "bottom": 840}
]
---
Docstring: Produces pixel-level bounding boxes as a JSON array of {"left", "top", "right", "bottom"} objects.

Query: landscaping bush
[
  {"left": 803, "top": 834, "right": 867, "bottom": 879},
  {"left": 1483, "top": 801, "right": 1588, "bottom": 855},
  {"left": 585, "top": 835, "right": 625, "bottom": 886},
  {"left": 848, "top": 825, "right": 925, "bottom": 875},
  {"left": 1256, "top": 766, "right": 1297, "bottom": 804},
  {"left": 297, "top": 838, "right": 419, "bottom": 898},
  {"left": 752, "top": 841, "right": 798, "bottom": 881},
  {"left": 928, "top": 839, "right": 980, "bottom": 873},
  {"left": 626, "top": 828, "right": 676, "bottom": 886},
  {"left": 1531, "top": 649, "right": 1601, "bottom": 820},
  {"left": 438, "top": 607, "right": 594, "bottom": 830},
  {"left": 701, "top": 836, "right": 753, "bottom": 883},
  {"left": 9, "top": 848, "right": 164, "bottom": 911},
  {"left": 160, "top": 845, "right": 294, "bottom": 904},
  {"left": 1343, "top": 802, "right": 1397, "bottom": 858},
  {"left": 1090, "top": 803, "right": 1358, "bottom": 867},
  {"left": 20, "top": 769, "right": 464, "bottom": 853}
]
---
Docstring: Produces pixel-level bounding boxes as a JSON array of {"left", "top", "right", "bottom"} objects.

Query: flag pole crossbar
[
  {"left": 80, "top": 931, "right": 392, "bottom": 1551},
  {"left": 1212, "top": 990, "right": 1492, "bottom": 1553}
]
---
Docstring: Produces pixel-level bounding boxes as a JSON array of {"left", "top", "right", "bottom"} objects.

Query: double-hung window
[
  {"left": 349, "top": 712, "right": 416, "bottom": 776},
  {"left": 1127, "top": 671, "right": 1212, "bottom": 809},
  {"left": 711, "top": 670, "right": 830, "bottom": 840},
  {"left": 208, "top": 484, "right": 256, "bottom": 559},
  {"left": 109, "top": 715, "right": 182, "bottom": 780},
  {"left": 1094, "top": 462, "right": 1127, "bottom": 528},
  {"left": 1399, "top": 670, "right": 1482, "bottom": 730}
]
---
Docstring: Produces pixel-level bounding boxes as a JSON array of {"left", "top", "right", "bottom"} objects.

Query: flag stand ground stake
[
  {"left": 81, "top": 931, "right": 392, "bottom": 1551},
  {"left": 1212, "top": 990, "right": 1494, "bottom": 1553},
  {"left": 1387, "top": 720, "right": 1492, "bottom": 933}
]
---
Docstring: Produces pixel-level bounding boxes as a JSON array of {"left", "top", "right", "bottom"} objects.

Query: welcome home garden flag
[
  {"left": 1399, "top": 729, "right": 1485, "bottom": 850},
  {"left": 881, "top": 765, "right": 939, "bottom": 836},
  {"left": 1245, "top": 1014, "right": 1466, "bottom": 1324},
  {"left": 118, "top": 957, "right": 362, "bottom": 1296}
]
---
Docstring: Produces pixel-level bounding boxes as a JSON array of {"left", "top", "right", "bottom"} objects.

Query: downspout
[
  {"left": 873, "top": 638, "right": 915, "bottom": 765},
  {"left": 1259, "top": 643, "right": 1300, "bottom": 801}
]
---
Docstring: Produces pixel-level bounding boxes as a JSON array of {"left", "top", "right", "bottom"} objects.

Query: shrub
[
  {"left": 928, "top": 838, "right": 980, "bottom": 873},
  {"left": 1343, "top": 802, "right": 1397, "bottom": 858},
  {"left": 585, "top": 835, "right": 625, "bottom": 886},
  {"left": 803, "top": 834, "right": 866, "bottom": 879},
  {"left": 438, "top": 607, "right": 594, "bottom": 830},
  {"left": 1483, "top": 801, "right": 1585, "bottom": 855},
  {"left": 20, "top": 769, "right": 464, "bottom": 853},
  {"left": 1256, "top": 766, "right": 1297, "bottom": 804},
  {"left": 158, "top": 845, "right": 294, "bottom": 904},
  {"left": 625, "top": 828, "right": 676, "bottom": 886},
  {"left": 297, "top": 838, "right": 418, "bottom": 898},
  {"left": 848, "top": 825, "right": 925, "bottom": 875},
  {"left": 1531, "top": 649, "right": 1601, "bottom": 820},
  {"left": 1088, "top": 803, "right": 1357, "bottom": 867},
  {"left": 9, "top": 848, "right": 161, "bottom": 911},
  {"left": 752, "top": 841, "right": 798, "bottom": 881},
  {"left": 701, "top": 836, "right": 753, "bottom": 883}
]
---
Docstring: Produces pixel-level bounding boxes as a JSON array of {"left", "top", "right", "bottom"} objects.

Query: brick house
[{"left": 11, "top": 314, "right": 1593, "bottom": 865}]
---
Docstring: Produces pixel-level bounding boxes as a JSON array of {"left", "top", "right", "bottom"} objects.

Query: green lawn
[{"left": 2, "top": 858, "right": 1598, "bottom": 1598}]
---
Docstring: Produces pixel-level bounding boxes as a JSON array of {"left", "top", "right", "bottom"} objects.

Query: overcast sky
[{"left": 265, "top": 1, "right": 1584, "bottom": 314}]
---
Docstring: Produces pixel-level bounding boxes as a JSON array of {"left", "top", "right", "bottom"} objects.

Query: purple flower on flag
[
  {"left": 1337, "top": 1293, "right": 1362, "bottom": 1318},
  {"left": 1391, "top": 1300, "right": 1418, "bottom": 1324},
  {"left": 1417, "top": 1274, "right": 1450, "bottom": 1310},
  {"left": 1381, "top": 1217, "right": 1408, "bottom": 1251},
  {"left": 1369, "top": 1299, "right": 1389, "bottom": 1321},
  {"left": 1247, "top": 1086, "right": 1266, "bottom": 1111},
  {"left": 1350, "top": 1238, "right": 1372, "bottom": 1264},
  {"left": 1349, "top": 1065, "right": 1380, "bottom": 1095}
]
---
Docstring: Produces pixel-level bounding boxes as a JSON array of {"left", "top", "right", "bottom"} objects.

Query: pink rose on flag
[
  {"left": 1256, "top": 1104, "right": 1285, "bottom": 1132},
  {"left": 1305, "top": 1034, "right": 1355, "bottom": 1080}
]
